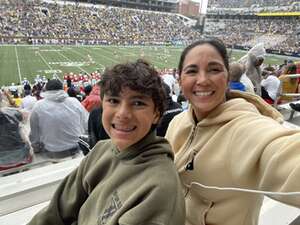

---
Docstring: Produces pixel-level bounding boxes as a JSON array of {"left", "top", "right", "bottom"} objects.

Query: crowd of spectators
[
  {"left": 204, "top": 18, "right": 300, "bottom": 54},
  {"left": 208, "top": 0, "right": 295, "bottom": 8},
  {"left": 1, "top": 0, "right": 299, "bottom": 54},
  {"left": 0, "top": 0, "right": 201, "bottom": 45}
]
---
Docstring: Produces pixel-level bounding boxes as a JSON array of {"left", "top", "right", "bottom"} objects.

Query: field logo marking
[
  {"left": 49, "top": 61, "right": 91, "bottom": 67},
  {"left": 37, "top": 70, "right": 62, "bottom": 74}
]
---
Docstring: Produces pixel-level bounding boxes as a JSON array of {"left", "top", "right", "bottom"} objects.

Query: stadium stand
[
  {"left": 0, "top": 0, "right": 201, "bottom": 45},
  {"left": 208, "top": 0, "right": 295, "bottom": 9}
]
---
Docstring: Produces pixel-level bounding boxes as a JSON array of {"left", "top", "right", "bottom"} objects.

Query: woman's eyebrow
[
  {"left": 208, "top": 61, "right": 224, "bottom": 66},
  {"left": 183, "top": 64, "right": 197, "bottom": 71}
]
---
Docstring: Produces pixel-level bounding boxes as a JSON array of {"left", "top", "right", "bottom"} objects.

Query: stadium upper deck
[
  {"left": 208, "top": 0, "right": 295, "bottom": 9},
  {"left": 204, "top": 0, "right": 300, "bottom": 57},
  {"left": 64, "top": 0, "right": 178, "bottom": 12}
]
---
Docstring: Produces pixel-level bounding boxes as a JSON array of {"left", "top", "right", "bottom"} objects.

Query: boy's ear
[{"left": 153, "top": 109, "right": 161, "bottom": 124}]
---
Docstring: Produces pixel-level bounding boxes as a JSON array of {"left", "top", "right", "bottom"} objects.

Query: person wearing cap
[{"left": 29, "top": 79, "right": 88, "bottom": 159}]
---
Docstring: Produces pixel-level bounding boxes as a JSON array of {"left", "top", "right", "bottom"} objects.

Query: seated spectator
[
  {"left": 29, "top": 79, "right": 88, "bottom": 159},
  {"left": 67, "top": 86, "right": 83, "bottom": 101},
  {"left": 0, "top": 91, "right": 32, "bottom": 170},
  {"left": 21, "top": 88, "right": 37, "bottom": 112},
  {"left": 32, "top": 82, "right": 43, "bottom": 100},
  {"left": 27, "top": 59, "right": 185, "bottom": 225},
  {"left": 156, "top": 83, "right": 182, "bottom": 137},
  {"left": 260, "top": 69, "right": 280, "bottom": 104},
  {"left": 84, "top": 84, "right": 93, "bottom": 96},
  {"left": 229, "top": 62, "right": 246, "bottom": 91},
  {"left": 12, "top": 92, "right": 22, "bottom": 107},
  {"left": 81, "top": 82, "right": 101, "bottom": 112},
  {"left": 278, "top": 64, "right": 299, "bottom": 102},
  {"left": 88, "top": 106, "right": 110, "bottom": 148}
]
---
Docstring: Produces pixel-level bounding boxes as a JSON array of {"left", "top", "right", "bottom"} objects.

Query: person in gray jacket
[
  {"left": 27, "top": 59, "right": 185, "bottom": 225},
  {"left": 29, "top": 79, "right": 88, "bottom": 159}
]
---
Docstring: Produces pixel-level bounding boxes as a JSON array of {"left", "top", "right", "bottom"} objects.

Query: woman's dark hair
[
  {"left": 99, "top": 59, "right": 167, "bottom": 118},
  {"left": 178, "top": 37, "right": 229, "bottom": 76}
]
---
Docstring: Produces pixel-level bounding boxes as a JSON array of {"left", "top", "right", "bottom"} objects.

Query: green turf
[{"left": 0, "top": 44, "right": 296, "bottom": 86}]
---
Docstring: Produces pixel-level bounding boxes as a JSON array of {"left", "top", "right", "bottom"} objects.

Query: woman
[{"left": 165, "top": 38, "right": 300, "bottom": 225}]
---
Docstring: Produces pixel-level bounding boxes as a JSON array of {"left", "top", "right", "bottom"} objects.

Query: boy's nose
[{"left": 116, "top": 103, "right": 131, "bottom": 119}]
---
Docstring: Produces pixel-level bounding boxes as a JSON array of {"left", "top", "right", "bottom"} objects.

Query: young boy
[{"left": 27, "top": 59, "right": 185, "bottom": 225}]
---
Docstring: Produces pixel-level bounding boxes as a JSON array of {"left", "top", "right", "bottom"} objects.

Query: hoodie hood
[
  {"left": 187, "top": 90, "right": 283, "bottom": 126},
  {"left": 227, "top": 90, "right": 283, "bottom": 122},
  {"left": 41, "top": 90, "right": 68, "bottom": 102}
]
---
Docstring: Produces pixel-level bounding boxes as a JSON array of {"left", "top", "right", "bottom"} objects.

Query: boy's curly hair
[{"left": 99, "top": 59, "right": 167, "bottom": 118}]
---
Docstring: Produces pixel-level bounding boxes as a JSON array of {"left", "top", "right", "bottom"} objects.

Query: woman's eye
[
  {"left": 209, "top": 67, "right": 222, "bottom": 73},
  {"left": 186, "top": 69, "right": 197, "bottom": 74}
]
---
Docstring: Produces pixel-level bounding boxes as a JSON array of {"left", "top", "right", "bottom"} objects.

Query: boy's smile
[{"left": 102, "top": 87, "right": 160, "bottom": 151}]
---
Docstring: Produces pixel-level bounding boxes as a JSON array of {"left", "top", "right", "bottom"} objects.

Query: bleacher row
[{"left": 0, "top": 156, "right": 83, "bottom": 225}]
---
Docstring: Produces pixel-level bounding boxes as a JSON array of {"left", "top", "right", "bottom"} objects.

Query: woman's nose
[{"left": 196, "top": 71, "right": 209, "bottom": 84}]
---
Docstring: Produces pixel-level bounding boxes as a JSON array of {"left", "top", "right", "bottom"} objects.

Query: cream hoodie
[{"left": 166, "top": 90, "right": 300, "bottom": 225}]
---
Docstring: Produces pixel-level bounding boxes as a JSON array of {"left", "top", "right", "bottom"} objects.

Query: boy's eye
[
  {"left": 133, "top": 100, "right": 146, "bottom": 106},
  {"left": 107, "top": 98, "right": 119, "bottom": 104}
]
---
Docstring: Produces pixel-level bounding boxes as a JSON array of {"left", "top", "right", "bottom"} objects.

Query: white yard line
[
  {"left": 14, "top": 46, "right": 22, "bottom": 84},
  {"left": 37, "top": 51, "right": 53, "bottom": 70},
  {"left": 53, "top": 47, "right": 89, "bottom": 74}
]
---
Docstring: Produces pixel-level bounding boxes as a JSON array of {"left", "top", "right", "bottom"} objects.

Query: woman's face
[{"left": 179, "top": 44, "right": 229, "bottom": 120}]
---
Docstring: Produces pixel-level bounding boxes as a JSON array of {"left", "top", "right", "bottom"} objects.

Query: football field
[{"left": 0, "top": 44, "right": 295, "bottom": 87}]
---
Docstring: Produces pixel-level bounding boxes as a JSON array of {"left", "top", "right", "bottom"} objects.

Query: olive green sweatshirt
[{"left": 27, "top": 131, "right": 185, "bottom": 225}]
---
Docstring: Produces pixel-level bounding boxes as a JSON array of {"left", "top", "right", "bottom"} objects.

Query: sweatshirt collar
[{"left": 112, "top": 131, "right": 173, "bottom": 161}]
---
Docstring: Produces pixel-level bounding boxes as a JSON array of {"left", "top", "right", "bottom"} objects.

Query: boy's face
[{"left": 102, "top": 87, "right": 160, "bottom": 151}]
